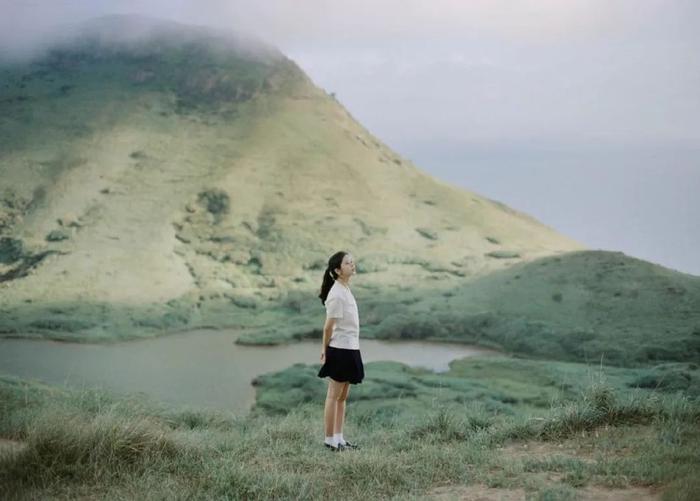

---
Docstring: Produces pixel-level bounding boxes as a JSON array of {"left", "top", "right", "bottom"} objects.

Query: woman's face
[{"left": 335, "top": 254, "right": 356, "bottom": 279}]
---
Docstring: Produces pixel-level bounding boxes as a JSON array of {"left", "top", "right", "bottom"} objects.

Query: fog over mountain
[{"left": 1, "top": 0, "right": 699, "bottom": 275}]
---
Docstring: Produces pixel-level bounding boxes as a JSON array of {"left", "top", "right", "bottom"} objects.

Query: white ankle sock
[
  {"left": 325, "top": 436, "right": 338, "bottom": 447},
  {"left": 334, "top": 433, "right": 346, "bottom": 446}
]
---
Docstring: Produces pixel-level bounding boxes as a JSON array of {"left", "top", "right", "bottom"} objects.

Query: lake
[{"left": 0, "top": 329, "right": 496, "bottom": 413}]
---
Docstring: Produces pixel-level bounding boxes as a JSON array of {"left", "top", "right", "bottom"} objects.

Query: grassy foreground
[{"left": 1, "top": 358, "right": 699, "bottom": 500}]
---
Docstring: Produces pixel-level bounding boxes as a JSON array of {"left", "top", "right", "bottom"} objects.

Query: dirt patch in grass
[
  {"left": 429, "top": 484, "right": 526, "bottom": 500},
  {"left": 501, "top": 424, "right": 657, "bottom": 462},
  {"left": 0, "top": 437, "right": 27, "bottom": 457},
  {"left": 577, "top": 485, "right": 661, "bottom": 500},
  {"left": 457, "top": 427, "right": 665, "bottom": 500},
  {"left": 427, "top": 484, "right": 660, "bottom": 500},
  {"left": 499, "top": 440, "right": 596, "bottom": 463}
]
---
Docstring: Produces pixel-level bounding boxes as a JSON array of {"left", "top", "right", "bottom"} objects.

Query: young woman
[{"left": 317, "top": 251, "right": 364, "bottom": 451}]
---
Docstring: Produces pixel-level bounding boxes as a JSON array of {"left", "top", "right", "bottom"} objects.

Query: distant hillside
[
  {"left": 358, "top": 250, "right": 700, "bottom": 366},
  {"left": 0, "top": 15, "right": 584, "bottom": 340}
]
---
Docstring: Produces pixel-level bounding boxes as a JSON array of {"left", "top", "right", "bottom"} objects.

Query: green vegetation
[
  {"left": 415, "top": 227, "right": 438, "bottom": 240},
  {"left": 252, "top": 357, "right": 700, "bottom": 417},
  {"left": 45, "top": 229, "right": 70, "bottom": 241},
  {"left": 0, "top": 237, "right": 24, "bottom": 263},
  {"left": 2, "top": 357, "right": 698, "bottom": 500},
  {"left": 197, "top": 189, "right": 231, "bottom": 217},
  {"left": 485, "top": 250, "right": 521, "bottom": 259},
  {"left": 357, "top": 251, "right": 700, "bottom": 367},
  {"left": 3, "top": 250, "right": 698, "bottom": 370}
]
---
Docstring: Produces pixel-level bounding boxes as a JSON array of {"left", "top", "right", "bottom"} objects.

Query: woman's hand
[{"left": 320, "top": 350, "right": 326, "bottom": 363}]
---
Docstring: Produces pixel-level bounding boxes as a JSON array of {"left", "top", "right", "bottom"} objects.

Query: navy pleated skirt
[{"left": 318, "top": 346, "right": 364, "bottom": 384}]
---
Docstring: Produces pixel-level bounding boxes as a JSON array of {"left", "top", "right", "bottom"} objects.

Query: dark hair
[{"left": 318, "top": 251, "right": 347, "bottom": 305}]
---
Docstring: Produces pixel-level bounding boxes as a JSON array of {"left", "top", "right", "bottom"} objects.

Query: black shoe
[
  {"left": 341, "top": 440, "right": 359, "bottom": 449},
  {"left": 324, "top": 443, "right": 341, "bottom": 452}
]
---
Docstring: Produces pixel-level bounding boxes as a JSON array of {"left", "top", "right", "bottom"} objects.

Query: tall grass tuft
[{"left": 1, "top": 408, "right": 183, "bottom": 490}]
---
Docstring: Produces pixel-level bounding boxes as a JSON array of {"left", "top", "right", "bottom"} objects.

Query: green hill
[
  {"left": 0, "top": 15, "right": 584, "bottom": 342},
  {"left": 359, "top": 250, "right": 700, "bottom": 366}
]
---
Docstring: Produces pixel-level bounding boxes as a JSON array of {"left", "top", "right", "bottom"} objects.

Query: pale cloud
[
  {"left": 210, "top": 0, "right": 659, "bottom": 45},
  {"left": 3, "top": 1, "right": 697, "bottom": 52}
]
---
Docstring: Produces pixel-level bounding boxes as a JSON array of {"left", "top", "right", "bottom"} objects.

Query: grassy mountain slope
[{"left": 0, "top": 16, "right": 583, "bottom": 340}]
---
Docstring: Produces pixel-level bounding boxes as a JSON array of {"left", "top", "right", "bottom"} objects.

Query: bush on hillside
[
  {"left": 197, "top": 189, "right": 230, "bottom": 216},
  {"left": 629, "top": 365, "right": 699, "bottom": 395},
  {"left": 0, "top": 237, "right": 24, "bottom": 264},
  {"left": 415, "top": 227, "right": 438, "bottom": 240},
  {"left": 46, "top": 229, "right": 70, "bottom": 241},
  {"left": 485, "top": 250, "right": 520, "bottom": 259}
]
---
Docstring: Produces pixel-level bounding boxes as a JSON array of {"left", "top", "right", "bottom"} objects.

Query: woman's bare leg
[
  {"left": 324, "top": 379, "right": 345, "bottom": 438},
  {"left": 334, "top": 383, "right": 350, "bottom": 435}
]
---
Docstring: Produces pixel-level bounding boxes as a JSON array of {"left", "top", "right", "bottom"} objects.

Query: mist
[{"left": 2, "top": 0, "right": 698, "bottom": 274}]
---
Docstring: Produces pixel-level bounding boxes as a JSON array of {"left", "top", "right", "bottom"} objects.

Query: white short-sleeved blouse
[{"left": 325, "top": 281, "right": 360, "bottom": 350}]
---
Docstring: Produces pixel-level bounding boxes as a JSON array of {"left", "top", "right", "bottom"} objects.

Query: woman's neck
[{"left": 336, "top": 277, "right": 351, "bottom": 288}]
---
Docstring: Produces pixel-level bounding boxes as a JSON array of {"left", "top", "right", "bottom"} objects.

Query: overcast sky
[{"left": 2, "top": 1, "right": 699, "bottom": 275}]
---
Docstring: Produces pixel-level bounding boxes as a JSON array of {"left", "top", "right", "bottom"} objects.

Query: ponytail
[{"left": 318, "top": 251, "right": 347, "bottom": 305}]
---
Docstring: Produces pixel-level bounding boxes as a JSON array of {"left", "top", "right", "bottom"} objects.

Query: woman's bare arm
[{"left": 321, "top": 317, "right": 336, "bottom": 362}]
